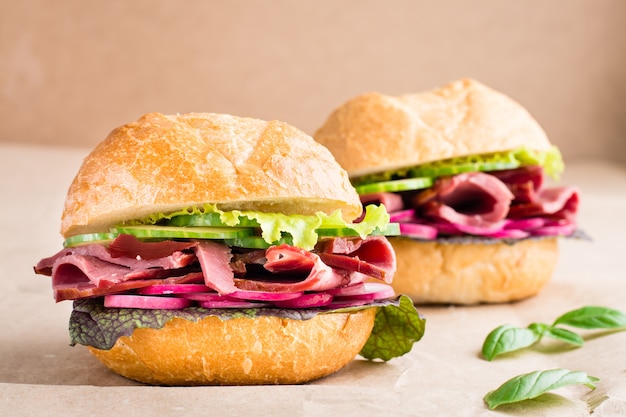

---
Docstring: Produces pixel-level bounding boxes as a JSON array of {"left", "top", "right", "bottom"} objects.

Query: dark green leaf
[
  {"left": 553, "top": 306, "right": 626, "bottom": 329},
  {"left": 481, "top": 324, "right": 541, "bottom": 361},
  {"left": 359, "top": 295, "right": 426, "bottom": 361},
  {"left": 484, "top": 368, "right": 599, "bottom": 409}
]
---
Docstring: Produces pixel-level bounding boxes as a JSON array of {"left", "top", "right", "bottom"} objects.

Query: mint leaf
[
  {"left": 482, "top": 325, "right": 541, "bottom": 361},
  {"left": 553, "top": 306, "right": 626, "bottom": 330},
  {"left": 359, "top": 295, "right": 426, "bottom": 361},
  {"left": 484, "top": 368, "right": 599, "bottom": 409}
]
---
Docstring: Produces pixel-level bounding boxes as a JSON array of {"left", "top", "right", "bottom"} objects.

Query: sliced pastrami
[{"left": 413, "top": 172, "right": 514, "bottom": 232}]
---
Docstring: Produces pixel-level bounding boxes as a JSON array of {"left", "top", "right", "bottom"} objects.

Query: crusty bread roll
[
  {"left": 58, "top": 113, "right": 381, "bottom": 385},
  {"left": 88, "top": 309, "right": 376, "bottom": 386},
  {"left": 314, "top": 79, "right": 552, "bottom": 177},
  {"left": 314, "top": 79, "right": 560, "bottom": 304},
  {"left": 390, "top": 237, "right": 558, "bottom": 304},
  {"left": 62, "top": 112, "right": 362, "bottom": 237}
]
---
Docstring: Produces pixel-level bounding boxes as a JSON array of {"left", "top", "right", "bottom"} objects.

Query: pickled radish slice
[
  {"left": 198, "top": 299, "right": 271, "bottom": 308},
  {"left": 326, "top": 282, "right": 366, "bottom": 296},
  {"left": 273, "top": 293, "right": 333, "bottom": 308},
  {"left": 104, "top": 294, "right": 193, "bottom": 309},
  {"left": 228, "top": 290, "right": 305, "bottom": 301},
  {"left": 532, "top": 222, "right": 576, "bottom": 236},
  {"left": 399, "top": 223, "right": 438, "bottom": 239},
  {"left": 389, "top": 209, "right": 416, "bottom": 222},
  {"left": 137, "top": 284, "right": 212, "bottom": 295},
  {"left": 334, "top": 282, "right": 396, "bottom": 301},
  {"left": 179, "top": 292, "right": 230, "bottom": 302}
]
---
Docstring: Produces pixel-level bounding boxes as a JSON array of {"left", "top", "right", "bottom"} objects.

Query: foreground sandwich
[
  {"left": 314, "top": 79, "right": 581, "bottom": 305},
  {"left": 34, "top": 112, "right": 425, "bottom": 385}
]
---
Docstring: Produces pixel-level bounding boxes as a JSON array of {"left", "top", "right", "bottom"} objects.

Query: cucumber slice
[
  {"left": 167, "top": 213, "right": 260, "bottom": 228},
  {"left": 226, "top": 223, "right": 401, "bottom": 248},
  {"left": 112, "top": 225, "right": 255, "bottom": 240},
  {"left": 225, "top": 235, "right": 294, "bottom": 249},
  {"left": 355, "top": 177, "right": 433, "bottom": 194},
  {"left": 63, "top": 232, "right": 119, "bottom": 247},
  {"left": 317, "top": 223, "right": 400, "bottom": 237},
  {"left": 408, "top": 156, "right": 520, "bottom": 178}
]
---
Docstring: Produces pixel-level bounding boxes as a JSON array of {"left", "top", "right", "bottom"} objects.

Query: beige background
[{"left": 1, "top": 0, "right": 625, "bottom": 164}]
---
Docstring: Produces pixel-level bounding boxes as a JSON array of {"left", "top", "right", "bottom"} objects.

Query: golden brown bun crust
[
  {"left": 390, "top": 237, "right": 559, "bottom": 304},
  {"left": 62, "top": 113, "right": 362, "bottom": 237},
  {"left": 314, "top": 79, "right": 552, "bottom": 177},
  {"left": 87, "top": 309, "right": 376, "bottom": 386}
]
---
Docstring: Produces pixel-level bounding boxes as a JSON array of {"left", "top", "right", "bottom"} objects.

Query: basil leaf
[
  {"left": 553, "top": 306, "right": 626, "bottom": 330},
  {"left": 481, "top": 324, "right": 541, "bottom": 361},
  {"left": 359, "top": 295, "right": 426, "bottom": 361},
  {"left": 543, "top": 326, "right": 584, "bottom": 346},
  {"left": 484, "top": 368, "right": 599, "bottom": 409}
]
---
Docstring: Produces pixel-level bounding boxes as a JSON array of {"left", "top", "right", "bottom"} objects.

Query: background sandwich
[
  {"left": 34, "top": 112, "right": 425, "bottom": 385},
  {"left": 314, "top": 79, "right": 581, "bottom": 305}
]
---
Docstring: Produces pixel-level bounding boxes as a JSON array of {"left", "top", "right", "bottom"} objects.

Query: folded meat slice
[
  {"left": 414, "top": 172, "right": 514, "bottom": 232},
  {"left": 507, "top": 186, "right": 579, "bottom": 222},
  {"left": 234, "top": 236, "right": 396, "bottom": 292},
  {"left": 195, "top": 240, "right": 237, "bottom": 294},
  {"left": 319, "top": 236, "right": 396, "bottom": 283},
  {"left": 35, "top": 235, "right": 196, "bottom": 276},
  {"left": 37, "top": 232, "right": 397, "bottom": 301},
  {"left": 491, "top": 165, "right": 544, "bottom": 203},
  {"left": 233, "top": 245, "right": 350, "bottom": 293}
]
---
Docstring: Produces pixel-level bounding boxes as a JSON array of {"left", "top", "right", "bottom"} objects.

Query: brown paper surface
[{"left": 1, "top": 143, "right": 624, "bottom": 416}]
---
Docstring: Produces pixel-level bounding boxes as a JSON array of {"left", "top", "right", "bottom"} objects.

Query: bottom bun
[
  {"left": 390, "top": 237, "right": 559, "bottom": 305},
  {"left": 87, "top": 308, "right": 376, "bottom": 386}
]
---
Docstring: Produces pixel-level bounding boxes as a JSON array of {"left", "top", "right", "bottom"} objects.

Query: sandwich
[
  {"left": 34, "top": 112, "right": 425, "bottom": 385},
  {"left": 314, "top": 79, "right": 581, "bottom": 305}
]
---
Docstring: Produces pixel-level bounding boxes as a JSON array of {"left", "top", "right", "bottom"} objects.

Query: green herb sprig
[{"left": 482, "top": 306, "right": 626, "bottom": 361}]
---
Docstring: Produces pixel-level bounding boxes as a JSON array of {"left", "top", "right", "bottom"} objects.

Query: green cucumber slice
[
  {"left": 225, "top": 235, "right": 294, "bottom": 249},
  {"left": 112, "top": 225, "right": 255, "bottom": 240},
  {"left": 355, "top": 177, "right": 432, "bottom": 194},
  {"left": 167, "top": 213, "right": 260, "bottom": 228},
  {"left": 64, "top": 232, "right": 119, "bottom": 247},
  {"left": 317, "top": 223, "right": 400, "bottom": 237},
  {"left": 407, "top": 155, "right": 520, "bottom": 179}
]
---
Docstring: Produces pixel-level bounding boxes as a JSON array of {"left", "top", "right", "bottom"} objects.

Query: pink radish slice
[
  {"left": 327, "top": 282, "right": 366, "bottom": 296},
  {"left": 198, "top": 299, "right": 271, "bottom": 308},
  {"left": 104, "top": 294, "right": 193, "bottom": 309},
  {"left": 399, "top": 222, "right": 438, "bottom": 239},
  {"left": 324, "top": 298, "right": 372, "bottom": 309},
  {"left": 484, "top": 229, "right": 530, "bottom": 239},
  {"left": 531, "top": 222, "right": 576, "bottom": 237},
  {"left": 334, "top": 282, "right": 395, "bottom": 301},
  {"left": 389, "top": 209, "right": 416, "bottom": 222},
  {"left": 137, "top": 284, "right": 212, "bottom": 295},
  {"left": 228, "top": 290, "right": 305, "bottom": 301},
  {"left": 179, "top": 292, "right": 231, "bottom": 302},
  {"left": 504, "top": 218, "right": 545, "bottom": 231},
  {"left": 272, "top": 293, "right": 334, "bottom": 308}
]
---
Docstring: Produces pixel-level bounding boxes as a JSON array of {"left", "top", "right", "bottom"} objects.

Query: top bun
[
  {"left": 62, "top": 113, "right": 362, "bottom": 237},
  {"left": 314, "top": 79, "right": 552, "bottom": 177}
]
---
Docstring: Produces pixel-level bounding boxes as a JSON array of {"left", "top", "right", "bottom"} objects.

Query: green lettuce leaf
[
  {"left": 352, "top": 145, "right": 564, "bottom": 186},
  {"left": 69, "top": 296, "right": 425, "bottom": 361},
  {"left": 119, "top": 203, "right": 390, "bottom": 251}
]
